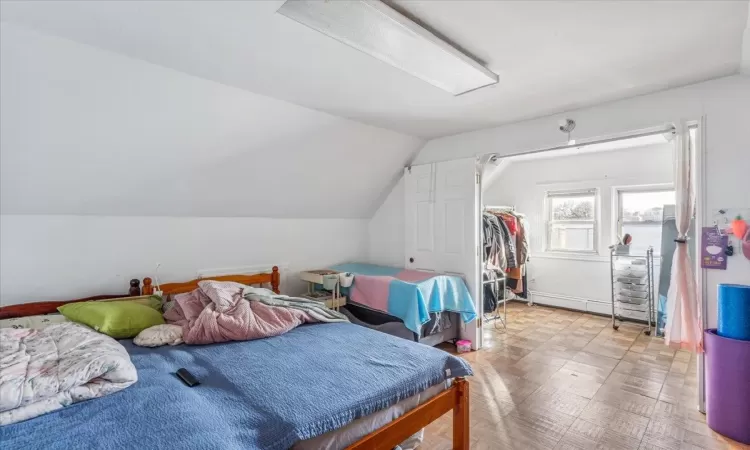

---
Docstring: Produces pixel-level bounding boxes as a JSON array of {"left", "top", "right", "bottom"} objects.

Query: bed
[
  {"left": 0, "top": 268, "right": 472, "bottom": 450},
  {"left": 329, "top": 263, "right": 477, "bottom": 346}
]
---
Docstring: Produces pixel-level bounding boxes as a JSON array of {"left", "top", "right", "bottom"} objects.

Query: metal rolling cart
[
  {"left": 609, "top": 245, "right": 655, "bottom": 335},
  {"left": 483, "top": 273, "right": 508, "bottom": 330}
]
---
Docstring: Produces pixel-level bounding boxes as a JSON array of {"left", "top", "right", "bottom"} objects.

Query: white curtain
[{"left": 665, "top": 124, "right": 702, "bottom": 352}]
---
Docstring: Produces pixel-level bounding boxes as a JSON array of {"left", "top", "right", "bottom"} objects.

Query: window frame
[
  {"left": 544, "top": 188, "right": 599, "bottom": 254},
  {"left": 614, "top": 184, "right": 675, "bottom": 256}
]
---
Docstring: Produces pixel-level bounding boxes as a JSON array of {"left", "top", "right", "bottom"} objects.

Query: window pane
[
  {"left": 622, "top": 222, "right": 663, "bottom": 255},
  {"left": 621, "top": 191, "right": 675, "bottom": 223},
  {"left": 550, "top": 195, "right": 595, "bottom": 220},
  {"left": 620, "top": 190, "right": 675, "bottom": 254},
  {"left": 549, "top": 223, "right": 595, "bottom": 251}
]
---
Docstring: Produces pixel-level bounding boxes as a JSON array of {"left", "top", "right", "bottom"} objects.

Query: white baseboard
[{"left": 529, "top": 290, "right": 611, "bottom": 314}]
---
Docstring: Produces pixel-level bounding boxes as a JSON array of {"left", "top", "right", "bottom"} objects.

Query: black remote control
[{"left": 175, "top": 368, "right": 200, "bottom": 387}]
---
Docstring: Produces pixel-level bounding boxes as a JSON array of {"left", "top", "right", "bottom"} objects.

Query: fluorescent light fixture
[{"left": 277, "top": 0, "right": 498, "bottom": 95}]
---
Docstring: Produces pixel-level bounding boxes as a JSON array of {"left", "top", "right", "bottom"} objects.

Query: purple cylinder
[{"left": 705, "top": 329, "right": 750, "bottom": 444}]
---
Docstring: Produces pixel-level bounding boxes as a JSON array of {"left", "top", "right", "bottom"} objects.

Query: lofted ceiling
[
  {"left": 0, "top": 23, "right": 422, "bottom": 218},
  {"left": 1, "top": 0, "right": 748, "bottom": 138}
]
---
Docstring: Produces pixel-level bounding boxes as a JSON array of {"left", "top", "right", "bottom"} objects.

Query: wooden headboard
[
  {"left": 159, "top": 267, "right": 280, "bottom": 296},
  {"left": 0, "top": 266, "right": 280, "bottom": 319}
]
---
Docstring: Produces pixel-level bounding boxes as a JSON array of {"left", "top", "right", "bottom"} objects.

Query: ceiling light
[{"left": 277, "top": 0, "right": 498, "bottom": 95}]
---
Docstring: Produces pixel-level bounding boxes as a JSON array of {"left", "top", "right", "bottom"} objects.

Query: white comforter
[{"left": 0, "top": 322, "right": 137, "bottom": 425}]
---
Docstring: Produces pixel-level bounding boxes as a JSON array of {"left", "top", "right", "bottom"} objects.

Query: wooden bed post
[
  {"left": 453, "top": 377, "right": 470, "bottom": 449},
  {"left": 271, "top": 266, "right": 280, "bottom": 294}
]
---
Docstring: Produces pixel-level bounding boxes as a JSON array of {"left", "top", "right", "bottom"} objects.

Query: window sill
[
  {"left": 531, "top": 252, "right": 609, "bottom": 263},
  {"left": 531, "top": 252, "right": 663, "bottom": 264}
]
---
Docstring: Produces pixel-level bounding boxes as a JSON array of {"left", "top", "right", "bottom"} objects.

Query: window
[
  {"left": 617, "top": 188, "right": 676, "bottom": 255},
  {"left": 546, "top": 189, "right": 597, "bottom": 252}
]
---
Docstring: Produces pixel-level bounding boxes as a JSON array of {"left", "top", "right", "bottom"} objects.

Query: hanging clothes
[
  {"left": 515, "top": 213, "right": 530, "bottom": 265},
  {"left": 501, "top": 211, "right": 528, "bottom": 296},
  {"left": 499, "top": 212, "right": 518, "bottom": 236},
  {"left": 507, "top": 266, "right": 522, "bottom": 292},
  {"left": 496, "top": 216, "right": 517, "bottom": 269},
  {"left": 483, "top": 209, "right": 518, "bottom": 270},
  {"left": 514, "top": 214, "right": 529, "bottom": 297},
  {"left": 483, "top": 207, "right": 531, "bottom": 300},
  {"left": 482, "top": 213, "right": 506, "bottom": 271}
]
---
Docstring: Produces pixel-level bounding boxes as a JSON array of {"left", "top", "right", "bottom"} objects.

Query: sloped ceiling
[
  {"left": 1, "top": 0, "right": 747, "bottom": 138},
  {"left": 0, "top": 23, "right": 423, "bottom": 218}
]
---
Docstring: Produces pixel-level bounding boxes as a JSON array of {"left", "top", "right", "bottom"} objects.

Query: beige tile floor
[{"left": 423, "top": 302, "right": 749, "bottom": 450}]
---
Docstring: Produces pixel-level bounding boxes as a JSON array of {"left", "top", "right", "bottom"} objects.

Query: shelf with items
[
  {"left": 299, "top": 269, "right": 346, "bottom": 311},
  {"left": 609, "top": 246, "right": 655, "bottom": 335}
]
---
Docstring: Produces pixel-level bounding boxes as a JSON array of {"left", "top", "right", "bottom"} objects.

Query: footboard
[{"left": 346, "top": 377, "right": 470, "bottom": 450}]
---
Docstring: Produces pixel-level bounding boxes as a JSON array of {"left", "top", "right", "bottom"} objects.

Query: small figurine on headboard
[
  {"left": 142, "top": 277, "right": 154, "bottom": 295},
  {"left": 129, "top": 279, "right": 141, "bottom": 296}
]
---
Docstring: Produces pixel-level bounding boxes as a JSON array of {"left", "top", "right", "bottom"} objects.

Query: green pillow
[
  {"left": 102, "top": 295, "right": 163, "bottom": 310},
  {"left": 58, "top": 300, "right": 165, "bottom": 339}
]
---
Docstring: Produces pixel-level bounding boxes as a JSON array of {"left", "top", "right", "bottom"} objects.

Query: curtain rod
[
  {"left": 494, "top": 126, "right": 676, "bottom": 160},
  {"left": 411, "top": 125, "right": 681, "bottom": 167}
]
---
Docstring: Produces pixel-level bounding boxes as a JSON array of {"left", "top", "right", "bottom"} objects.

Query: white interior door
[
  {"left": 404, "top": 158, "right": 481, "bottom": 347},
  {"left": 404, "top": 163, "right": 435, "bottom": 271}
]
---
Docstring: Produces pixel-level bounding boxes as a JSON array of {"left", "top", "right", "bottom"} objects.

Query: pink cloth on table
[
  {"left": 348, "top": 269, "right": 439, "bottom": 312},
  {"left": 396, "top": 269, "right": 439, "bottom": 283},
  {"left": 349, "top": 275, "right": 391, "bottom": 312},
  {"left": 164, "top": 281, "right": 318, "bottom": 345}
]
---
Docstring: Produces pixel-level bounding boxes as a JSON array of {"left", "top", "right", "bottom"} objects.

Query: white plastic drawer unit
[
  {"left": 615, "top": 268, "right": 647, "bottom": 278},
  {"left": 619, "top": 287, "right": 648, "bottom": 299},
  {"left": 617, "top": 294, "right": 647, "bottom": 305},
  {"left": 619, "top": 283, "right": 648, "bottom": 292},
  {"left": 616, "top": 275, "right": 647, "bottom": 284},
  {"left": 614, "top": 263, "right": 647, "bottom": 278}
]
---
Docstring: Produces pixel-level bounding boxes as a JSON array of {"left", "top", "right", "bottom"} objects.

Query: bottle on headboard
[
  {"left": 129, "top": 279, "right": 141, "bottom": 296},
  {"left": 142, "top": 277, "right": 154, "bottom": 295}
]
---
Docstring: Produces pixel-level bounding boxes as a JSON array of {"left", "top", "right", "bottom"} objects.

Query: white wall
[
  {"left": 0, "top": 23, "right": 422, "bottom": 305},
  {"left": 0, "top": 215, "right": 367, "bottom": 305},
  {"left": 483, "top": 144, "right": 674, "bottom": 313},
  {"left": 368, "top": 177, "right": 406, "bottom": 267},
  {"left": 389, "top": 75, "right": 750, "bottom": 327}
]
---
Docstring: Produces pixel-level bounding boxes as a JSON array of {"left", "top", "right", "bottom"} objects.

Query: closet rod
[
  {"left": 493, "top": 126, "right": 676, "bottom": 160},
  {"left": 484, "top": 205, "right": 515, "bottom": 212}
]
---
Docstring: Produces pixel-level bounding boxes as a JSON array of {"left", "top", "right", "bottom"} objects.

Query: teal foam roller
[{"left": 717, "top": 284, "right": 750, "bottom": 341}]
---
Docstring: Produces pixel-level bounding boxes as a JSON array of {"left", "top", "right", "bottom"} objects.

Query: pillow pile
[{"left": 58, "top": 296, "right": 164, "bottom": 339}]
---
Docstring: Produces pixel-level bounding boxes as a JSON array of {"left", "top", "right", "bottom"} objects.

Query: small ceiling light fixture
[
  {"left": 559, "top": 118, "right": 576, "bottom": 145},
  {"left": 277, "top": 0, "right": 498, "bottom": 95}
]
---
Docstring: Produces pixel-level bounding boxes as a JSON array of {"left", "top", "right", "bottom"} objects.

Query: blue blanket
[
  {"left": 1, "top": 323, "right": 471, "bottom": 450},
  {"left": 331, "top": 263, "right": 477, "bottom": 334}
]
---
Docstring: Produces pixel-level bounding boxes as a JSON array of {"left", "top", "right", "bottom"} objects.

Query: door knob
[{"left": 409, "top": 257, "right": 415, "bottom": 263}]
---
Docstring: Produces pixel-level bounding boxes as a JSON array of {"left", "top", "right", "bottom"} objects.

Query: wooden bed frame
[
  {"left": 0, "top": 266, "right": 470, "bottom": 449},
  {"left": 348, "top": 377, "right": 469, "bottom": 450},
  {"left": 0, "top": 267, "right": 281, "bottom": 319}
]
